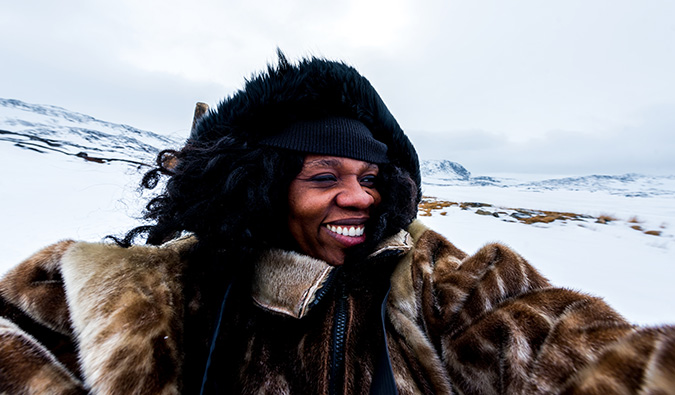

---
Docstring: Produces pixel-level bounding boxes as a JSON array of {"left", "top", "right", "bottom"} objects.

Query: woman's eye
[
  {"left": 360, "top": 175, "right": 377, "bottom": 187},
  {"left": 310, "top": 174, "right": 338, "bottom": 183}
]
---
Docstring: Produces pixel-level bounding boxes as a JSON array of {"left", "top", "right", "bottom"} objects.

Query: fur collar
[{"left": 251, "top": 228, "right": 413, "bottom": 319}]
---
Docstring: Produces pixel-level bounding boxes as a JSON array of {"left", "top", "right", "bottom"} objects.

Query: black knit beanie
[{"left": 259, "top": 117, "right": 388, "bottom": 164}]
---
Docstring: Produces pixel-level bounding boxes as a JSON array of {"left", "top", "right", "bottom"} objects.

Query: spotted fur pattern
[
  {"left": 1, "top": 223, "right": 674, "bottom": 394},
  {"left": 392, "top": 221, "right": 675, "bottom": 394}
]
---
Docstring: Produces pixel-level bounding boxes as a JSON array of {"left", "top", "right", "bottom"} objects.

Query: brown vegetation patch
[
  {"left": 417, "top": 197, "right": 663, "bottom": 238},
  {"left": 418, "top": 196, "right": 590, "bottom": 225},
  {"left": 475, "top": 209, "right": 495, "bottom": 216},
  {"left": 596, "top": 214, "right": 617, "bottom": 224},
  {"left": 520, "top": 213, "right": 570, "bottom": 225},
  {"left": 419, "top": 197, "right": 457, "bottom": 217},
  {"left": 460, "top": 202, "right": 492, "bottom": 210},
  {"left": 76, "top": 152, "right": 107, "bottom": 163}
]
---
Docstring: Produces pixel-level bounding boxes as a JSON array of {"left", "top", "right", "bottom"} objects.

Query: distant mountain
[
  {"left": 420, "top": 160, "right": 471, "bottom": 180},
  {"left": 421, "top": 159, "right": 675, "bottom": 197},
  {"left": 519, "top": 174, "right": 675, "bottom": 197},
  {"left": 0, "top": 98, "right": 182, "bottom": 166}
]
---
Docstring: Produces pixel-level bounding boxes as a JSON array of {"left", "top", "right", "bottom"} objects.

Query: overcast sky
[{"left": 2, "top": 0, "right": 674, "bottom": 175}]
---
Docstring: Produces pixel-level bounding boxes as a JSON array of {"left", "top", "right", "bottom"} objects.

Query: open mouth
[{"left": 325, "top": 224, "right": 365, "bottom": 237}]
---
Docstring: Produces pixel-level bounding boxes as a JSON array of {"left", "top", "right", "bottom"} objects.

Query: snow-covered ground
[{"left": 0, "top": 146, "right": 150, "bottom": 266}]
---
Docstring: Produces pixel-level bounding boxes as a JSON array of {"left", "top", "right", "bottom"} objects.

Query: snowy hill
[
  {"left": 1, "top": 99, "right": 674, "bottom": 326},
  {"left": 420, "top": 159, "right": 471, "bottom": 180},
  {"left": 0, "top": 98, "right": 182, "bottom": 166},
  {"left": 422, "top": 159, "right": 675, "bottom": 197}
]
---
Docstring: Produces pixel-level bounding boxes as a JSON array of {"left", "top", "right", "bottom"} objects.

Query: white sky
[{"left": 2, "top": 0, "right": 675, "bottom": 175}]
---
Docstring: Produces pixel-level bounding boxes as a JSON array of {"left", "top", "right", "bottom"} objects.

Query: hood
[{"left": 189, "top": 50, "right": 421, "bottom": 192}]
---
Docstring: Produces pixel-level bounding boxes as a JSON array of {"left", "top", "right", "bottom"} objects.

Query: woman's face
[{"left": 287, "top": 155, "right": 382, "bottom": 266}]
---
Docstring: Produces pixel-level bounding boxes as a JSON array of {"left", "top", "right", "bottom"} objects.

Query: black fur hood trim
[{"left": 189, "top": 51, "right": 421, "bottom": 189}]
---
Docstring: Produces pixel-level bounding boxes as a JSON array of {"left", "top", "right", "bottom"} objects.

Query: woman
[{"left": 1, "top": 53, "right": 674, "bottom": 394}]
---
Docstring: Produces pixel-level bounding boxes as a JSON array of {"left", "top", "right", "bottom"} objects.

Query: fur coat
[{"left": 1, "top": 220, "right": 674, "bottom": 394}]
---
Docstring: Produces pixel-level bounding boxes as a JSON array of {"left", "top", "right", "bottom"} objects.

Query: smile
[{"left": 326, "top": 224, "right": 365, "bottom": 237}]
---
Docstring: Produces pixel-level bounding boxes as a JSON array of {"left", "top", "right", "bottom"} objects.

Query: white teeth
[{"left": 327, "top": 225, "right": 365, "bottom": 237}]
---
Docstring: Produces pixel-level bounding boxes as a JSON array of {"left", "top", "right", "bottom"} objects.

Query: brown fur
[
  {"left": 252, "top": 250, "right": 335, "bottom": 318},
  {"left": 0, "top": 240, "right": 75, "bottom": 335},
  {"left": 60, "top": 240, "right": 188, "bottom": 394},
  {"left": 0, "top": 317, "right": 85, "bottom": 394},
  {"left": 1, "top": 222, "right": 675, "bottom": 394}
]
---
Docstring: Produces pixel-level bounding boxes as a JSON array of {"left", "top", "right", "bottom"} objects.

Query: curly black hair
[{"left": 113, "top": 136, "right": 419, "bottom": 268}]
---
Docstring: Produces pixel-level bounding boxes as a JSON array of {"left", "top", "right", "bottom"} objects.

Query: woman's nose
[{"left": 336, "top": 179, "right": 375, "bottom": 209}]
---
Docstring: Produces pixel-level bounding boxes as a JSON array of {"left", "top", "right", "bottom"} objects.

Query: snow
[
  {"left": 0, "top": 97, "right": 180, "bottom": 162},
  {"left": 0, "top": 146, "right": 149, "bottom": 268},
  {"left": 1, "top": 141, "right": 674, "bottom": 327}
]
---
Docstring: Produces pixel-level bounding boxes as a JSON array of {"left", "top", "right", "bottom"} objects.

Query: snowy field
[
  {"left": 0, "top": 147, "right": 149, "bottom": 270},
  {"left": 1, "top": 145, "right": 674, "bottom": 326}
]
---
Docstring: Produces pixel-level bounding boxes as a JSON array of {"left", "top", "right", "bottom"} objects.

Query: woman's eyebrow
[
  {"left": 303, "top": 159, "right": 379, "bottom": 171},
  {"left": 303, "top": 158, "right": 343, "bottom": 169}
]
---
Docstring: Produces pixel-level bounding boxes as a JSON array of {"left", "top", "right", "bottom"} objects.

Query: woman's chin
[{"left": 324, "top": 253, "right": 346, "bottom": 266}]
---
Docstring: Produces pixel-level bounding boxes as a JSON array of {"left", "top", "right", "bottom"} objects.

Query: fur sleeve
[
  {"left": 0, "top": 316, "right": 85, "bottom": 394},
  {"left": 60, "top": 241, "right": 186, "bottom": 395},
  {"left": 0, "top": 240, "right": 85, "bottom": 394},
  {"left": 392, "top": 223, "right": 675, "bottom": 394}
]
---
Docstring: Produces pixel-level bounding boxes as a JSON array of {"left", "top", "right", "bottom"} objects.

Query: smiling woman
[{"left": 1, "top": 52, "right": 675, "bottom": 394}]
